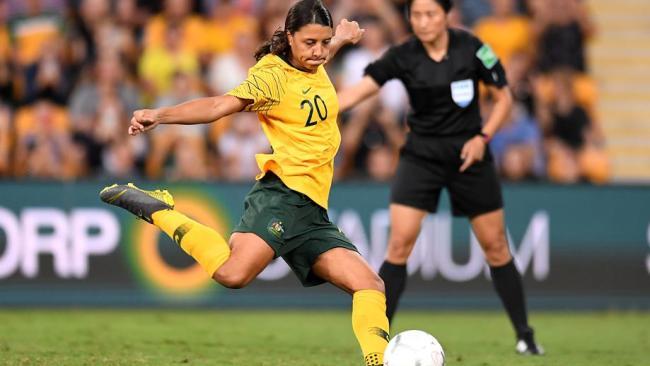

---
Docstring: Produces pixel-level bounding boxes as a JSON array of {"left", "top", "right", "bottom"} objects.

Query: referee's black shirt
[{"left": 365, "top": 28, "right": 507, "bottom": 137}]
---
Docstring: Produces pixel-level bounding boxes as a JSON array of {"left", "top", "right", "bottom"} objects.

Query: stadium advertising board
[{"left": 0, "top": 182, "right": 648, "bottom": 309}]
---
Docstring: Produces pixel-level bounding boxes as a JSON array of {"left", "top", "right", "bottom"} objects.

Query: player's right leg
[
  {"left": 312, "top": 248, "right": 389, "bottom": 366},
  {"left": 213, "top": 232, "right": 274, "bottom": 289},
  {"left": 99, "top": 183, "right": 274, "bottom": 288},
  {"left": 379, "top": 203, "right": 427, "bottom": 322}
]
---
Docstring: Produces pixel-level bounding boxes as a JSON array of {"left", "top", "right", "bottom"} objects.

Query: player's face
[
  {"left": 409, "top": 0, "right": 448, "bottom": 44},
  {"left": 288, "top": 24, "right": 333, "bottom": 72}
]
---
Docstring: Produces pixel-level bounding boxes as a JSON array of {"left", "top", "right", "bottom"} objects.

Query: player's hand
[
  {"left": 459, "top": 136, "right": 487, "bottom": 172},
  {"left": 128, "top": 109, "right": 160, "bottom": 136},
  {"left": 335, "top": 19, "right": 365, "bottom": 45}
]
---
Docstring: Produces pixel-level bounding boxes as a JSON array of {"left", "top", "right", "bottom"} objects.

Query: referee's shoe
[
  {"left": 516, "top": 330, "right": 544, "bottom": 355},
  {"left": 100, "top": 183, "right": 174, "bottom": 223}
]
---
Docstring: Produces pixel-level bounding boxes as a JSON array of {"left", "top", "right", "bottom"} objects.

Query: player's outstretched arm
[
  {"left": 128, "top": 95, "right": 249, "bottom": 136},
  {"left": 337, "top": 76, "right": 381, "bottom": 113},
  {"left": 327, "top": 19, "right": 365, "bottom": 63}
]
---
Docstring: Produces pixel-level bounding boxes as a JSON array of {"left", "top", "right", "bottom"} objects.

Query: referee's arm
[
  {"left": 337, "top": 76, "right": 382, "bottom": 112},
  {"left": 482, "top": 85, "right": 513, "bottom": 138},
  {"left": 460, "top": 85, "right": 512, "bottom": 173}
]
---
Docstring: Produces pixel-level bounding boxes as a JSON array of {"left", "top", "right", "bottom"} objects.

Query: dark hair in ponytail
[
  {"left": 255, "top": 0, "right": 333, "bottom": 61},
  {"left": 405, "top": 0, "right": 453, "bottom": 16}
]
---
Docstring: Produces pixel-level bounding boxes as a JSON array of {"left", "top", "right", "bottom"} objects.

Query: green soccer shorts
[{"left": 233, "top": 173, "right": 358, "bottom": 287}]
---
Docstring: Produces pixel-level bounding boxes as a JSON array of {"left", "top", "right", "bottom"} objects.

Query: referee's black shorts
[{"left": 390, "top": 134, "right": 503, "bottom": 217}]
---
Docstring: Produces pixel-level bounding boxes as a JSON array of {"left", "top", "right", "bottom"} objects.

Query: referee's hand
[{"left": 460, "top": 136, "right": 487, "bottom": 172}]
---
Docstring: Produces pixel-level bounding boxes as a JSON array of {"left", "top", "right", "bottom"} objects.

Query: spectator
[
  {"left": 539, "top": 69, "right": 609, "bottom": 184},
  {"left": 490, "top": 102, "right": 543, "bottom": 181},
  {"left": 115, "top": 0, "right": 145, "bottom": 42},
  {"left": 26, "top": 42, "right": 69, "bottom": 104},
  {"left": 112, "top": 0, "right": 146, "bottom": 72},
  {"left": 203, "top": 0, "right": 258, "bottom": 55},
  {"left": 337, "top": 0, "right": 408, "bottom": 43},
  {"left": 531, "top": 0, "right": 595, "bottom": 74},
  {"left": 207, "top": 29, "right": 258, "bottom": 96},
  {"left": 13, "top": 99, "right": 80, "bottom": 179},
  {"left": 529, "top": 0, "right": 598, "bottom": 135},
  {"left": 146, "top": 71, "right": 208, "bottom": 180},
  {"left": 366, "top": 144, "right": 398, "bottom": 182},
  {"left": 458, "top": 0, "right": 492, "bottom": 27},
  {"left": 143, "top": 0, "right": 206, "bottom": 55},
  {"left": 94, "top": 13, "right": 138, "bottom": 64},
  {"left": 102, "top": 138, "right": 139, "bottom": 179},
  {"left": 488, "top": 50, "right": 543, "bottom": 181},
  {"left": 0, "top": 57, "right": 15, "bottom": 107},
  {"left": 217, "top": 112, "right": 269, "bottom": 182},
  {"left": 337, "top": 96, "right": 405, "bottom": 179},
  {"left": 506, "top": 51, "right": 535, "bottom": 116},
  {"left": 0, "top": 105, "right": 10, "bottom": 176},
  {"left": 8, "top": 0, "right": 65, "bottom": 67},
  {"left": 474, "top": 0, "right": 532, "bottom": 68},
  {"left": 68, "top": 0, "right": 111, "bottom": 66},
  {"left": 0, "top": 0, "right": 10, "bottom": 63},
  {"left": 8, "top": 0, "right": 67, "bottom": 103},
  {"left": 69, "top": 54, "right": 140, "bottom": 175},
  {"left": 258, "top": 4, "right": 289, "bottom": 42},
  {"left": 139, "top": 22, "right": 200, "bottom": 99}
]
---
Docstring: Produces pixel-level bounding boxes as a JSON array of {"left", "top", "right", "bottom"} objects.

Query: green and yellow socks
[
  {"left": 151, "top": 209, "right": 231, "bottom": 276},
  {"left": 352, "top": 290, "right": 390, "bottom": 366}
]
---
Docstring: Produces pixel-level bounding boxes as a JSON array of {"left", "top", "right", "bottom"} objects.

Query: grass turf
[{"left": 0, "top": 310, "right": 647, "bottom": 365}]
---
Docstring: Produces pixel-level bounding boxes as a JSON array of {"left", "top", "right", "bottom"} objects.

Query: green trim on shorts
[{"left": 234, "top": 173, "right": 358, "bottom": 287}]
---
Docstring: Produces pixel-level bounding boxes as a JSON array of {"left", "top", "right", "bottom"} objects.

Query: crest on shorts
[{"left": 267, "top": 219, "right": 285, "bottom": 239}]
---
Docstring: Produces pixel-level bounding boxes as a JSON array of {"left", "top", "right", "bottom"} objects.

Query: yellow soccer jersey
[{"left": 227, "top": 54, "right": 340, "bottom": 209}]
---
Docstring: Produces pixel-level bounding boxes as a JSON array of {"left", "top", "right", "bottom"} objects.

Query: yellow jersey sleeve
[{"left": 227, "top": 57, "right": 288, "bottom": 113}]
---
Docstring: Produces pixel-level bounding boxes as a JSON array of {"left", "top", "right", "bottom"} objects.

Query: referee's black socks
[
  {"left": 378, "top": 261, "right": 407, "bottom": 323},
  {"left": 490, "top": 259, "right": 533, "bottom": 339}
]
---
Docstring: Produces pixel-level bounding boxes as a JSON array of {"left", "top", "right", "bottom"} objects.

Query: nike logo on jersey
[{"left": 302, "top": 87, "right": 312, "bottom": 94}]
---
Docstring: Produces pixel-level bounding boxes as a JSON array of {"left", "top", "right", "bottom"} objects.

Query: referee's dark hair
[
  {"left": 255, "top": 0, "right": 333, "bottom": 61},
  {"left": 406, "top": 0, "right": 454, "bottom": 17}
]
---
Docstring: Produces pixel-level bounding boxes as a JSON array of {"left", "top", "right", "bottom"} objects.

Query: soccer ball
[{"left": 383, "top": 330, "right": 445, "bottom": 366}]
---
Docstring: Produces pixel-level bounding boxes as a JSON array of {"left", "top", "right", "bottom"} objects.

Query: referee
[{"left": 338, "top": 0, "right": 543, "bottom": 355}]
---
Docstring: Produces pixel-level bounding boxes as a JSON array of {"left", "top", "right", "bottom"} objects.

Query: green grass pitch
[{"left": 0, "top": 310, "right": 647, "bottom": 365}]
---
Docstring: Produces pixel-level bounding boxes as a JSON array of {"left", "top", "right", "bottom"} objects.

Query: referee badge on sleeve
[
  {"left": 476, "top": 44, "right": 498, "bottom": 69},
  {"left": 450, "top": 79, "right": 474, "bottom": 108}
]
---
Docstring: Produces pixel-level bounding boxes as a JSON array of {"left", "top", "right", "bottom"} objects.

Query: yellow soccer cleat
[{"left": 99, "top": 183, "right": 174, "bottom": 224}]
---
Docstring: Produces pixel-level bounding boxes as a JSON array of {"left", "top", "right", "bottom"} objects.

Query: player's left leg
[
  {"left": 100, "top": 183, "right": 233, "bottom": 278},
  {"left": 312, "top": 248, "right": 389, "bottom": 366},
  {"left": 101, "top": 184, "right": 276, "bottom": 289},
  {"left": 471, "top": 209, "right": 543, "bottom": 355}
]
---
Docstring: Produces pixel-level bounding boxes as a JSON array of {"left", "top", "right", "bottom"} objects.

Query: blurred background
[
  {"left": 3, "top": 0, "right": 648, "bottom": 184},
  {"left": 0, "top": 0, "right": 648, "bottom": 310}
]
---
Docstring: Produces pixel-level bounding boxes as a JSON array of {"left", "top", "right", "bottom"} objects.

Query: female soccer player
[
  {"left": 100, "top": 1, "right": 389, "bottom": 365},
  {"left": 337, "top": 0, "right": 543, "bottom": 355}
]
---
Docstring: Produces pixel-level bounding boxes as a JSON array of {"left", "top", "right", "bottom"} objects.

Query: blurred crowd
[{"left": 0, "top": 0, "right": 610, "bottom": 184}]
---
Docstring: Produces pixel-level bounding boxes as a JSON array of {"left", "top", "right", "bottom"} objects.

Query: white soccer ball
[{"left": 383, "top": 330, "right": 445, "bottom": 366}]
